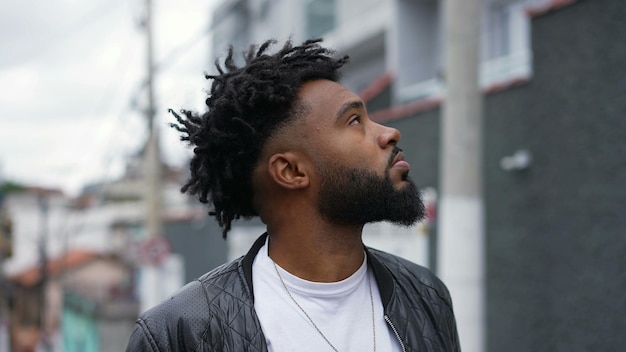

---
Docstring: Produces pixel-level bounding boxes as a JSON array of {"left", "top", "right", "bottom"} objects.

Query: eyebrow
[{"left": 335, "top": 100, "right": 364, "bottom": 121}]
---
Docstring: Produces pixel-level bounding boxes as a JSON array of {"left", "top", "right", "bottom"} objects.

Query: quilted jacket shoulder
[{"left": 126, "top": 258, "right": 266, "bottom": 352}]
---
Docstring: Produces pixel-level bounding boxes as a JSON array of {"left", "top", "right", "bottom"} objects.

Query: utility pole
[
  {"left": 144, "top": 0, "right": 163, "bottom": 241},
  {"left": 438, "top": 0, "right": 485, "bottom": 351},
  {"left": 140, "top": 0, "right": 171, "bottom": 314},
  {"left": 38, "top": 193, "right": 52, "bottom": 352}
]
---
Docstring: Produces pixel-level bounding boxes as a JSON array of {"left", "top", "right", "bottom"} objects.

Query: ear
[{"left": 268, "top": 152, "right": 310, "bottom": 190}]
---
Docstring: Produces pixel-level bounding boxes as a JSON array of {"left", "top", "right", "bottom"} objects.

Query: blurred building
[
  {"left": 0, "top": 188, "right": 140, "bottom": 352},
  {"left": 0, "top": 189, "right": 13, "bottom": 351},
  {"left": 209, "top": 0, "right": 626, "bottom": 351},
  {"left": 0, "top": 152, "right": 228, "bottom": 351},
  {"left": 8, "top": 250, "right": 135, "bottom": 352}
]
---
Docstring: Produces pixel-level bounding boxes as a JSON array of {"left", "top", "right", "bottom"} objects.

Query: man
[{"left": 127, "top": 39, "right": 460, "bottom": 352}]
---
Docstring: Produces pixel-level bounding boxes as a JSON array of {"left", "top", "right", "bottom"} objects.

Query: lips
[{"left": 390, "top": 151, "right": 410, "bottom": 170}]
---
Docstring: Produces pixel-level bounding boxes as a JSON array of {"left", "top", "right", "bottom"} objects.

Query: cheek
[{"left": 306, "top": 129, "right": 383, "bottom": 169}]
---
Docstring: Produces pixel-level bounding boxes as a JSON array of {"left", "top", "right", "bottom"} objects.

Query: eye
[{"left": 348, "top": 114, "right": 361, "bottom": 125}]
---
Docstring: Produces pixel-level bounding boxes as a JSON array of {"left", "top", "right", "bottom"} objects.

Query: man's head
[
  {"left": 172, "top": 39, "right": 424, "bottom": 238},
  {"left": 171, "top": 39, "right": 348, "bottom": 237},
  {"left": 291, "top": 79, "right": 425, "bottom": 228}
]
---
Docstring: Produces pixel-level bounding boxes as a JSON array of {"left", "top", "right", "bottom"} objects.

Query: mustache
[{"left": 388, "top": 146, "right": 403, "bottom": 167}]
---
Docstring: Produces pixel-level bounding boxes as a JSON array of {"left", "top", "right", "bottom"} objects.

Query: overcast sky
[{"left": 0, "top": 0, "right": 223, "bottom": 195}]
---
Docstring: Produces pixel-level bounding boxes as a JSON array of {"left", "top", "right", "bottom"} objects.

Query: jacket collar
[
  {"left": 366, "top": 247, "right": 395, "bottom": 310},
  {"left": 241, "top": 233, "right": 269, "bottom": 303},
  {"left": 241, "top": 232, "right": 395, "bottom": 309}
]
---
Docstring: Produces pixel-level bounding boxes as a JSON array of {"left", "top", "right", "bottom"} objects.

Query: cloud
[{"left": 0, "top": 0, "right": 220, "bottom": 195}]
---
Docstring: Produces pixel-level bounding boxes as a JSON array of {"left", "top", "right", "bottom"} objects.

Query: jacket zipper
[{"left": 384, "top": 315, "right": 407, "bottom": 352}]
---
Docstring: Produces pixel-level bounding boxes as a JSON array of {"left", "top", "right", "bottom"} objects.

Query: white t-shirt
[{"left": 252, "top": 238, "right": 402, "bottom": 352}]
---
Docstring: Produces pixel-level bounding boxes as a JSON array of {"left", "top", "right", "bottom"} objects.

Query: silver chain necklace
[{"left": 272, "top": 260, "right": 376, "bottom": 352}]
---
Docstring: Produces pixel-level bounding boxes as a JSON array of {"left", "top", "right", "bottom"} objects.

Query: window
[
  {"left": 398, "top": 0, "right": 542, "bottom": 103},
  {"left": 480, "top": 1, "right": 532, "bottom": 88},
  {"left": 486, "top": 3, "right": 511, "bottom": 60}
]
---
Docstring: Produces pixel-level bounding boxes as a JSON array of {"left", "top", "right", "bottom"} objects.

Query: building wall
[
  {"left": 246, "top": 0, "right": 307, "bottom": 46},
  {"left": 98, "top": 318, "right": 136, "bottom": 352},
  {"left": 384, "top": 110, "right": 440, "bottom": 189},
  {"left": 337, "top": 0, "right": 384, "bottom": 24},
  {"left": 211, "top": 0, "right": 309, "bottom": 64},
  {"left": 340, "top": 32, "right": 387, "bottom": 93},
  {"left": 164, "top": 218, "right": 228, "bottom": 284},
  {"left": 484, "top": 1, "right": 626, "bottom": 350},
  {"left": 212, "top": 0, "right": 251, "bottom": 64}
]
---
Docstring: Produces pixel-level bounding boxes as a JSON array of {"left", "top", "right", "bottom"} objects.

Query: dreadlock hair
[{"left": 169, "top": 38, "right": 349, "bottom": 238}]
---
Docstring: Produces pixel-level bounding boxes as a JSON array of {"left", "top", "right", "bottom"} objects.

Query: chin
[{"left": 392, "top": 181, "right": 409, "bottom": 191}]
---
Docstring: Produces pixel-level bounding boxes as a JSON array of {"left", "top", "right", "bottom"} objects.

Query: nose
[{"left": 376, "top": 123, "right": 401, "bottom": 148}]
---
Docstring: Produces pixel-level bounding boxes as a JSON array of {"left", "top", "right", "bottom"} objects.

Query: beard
[{"left": 317, "top": 162, "right": 426, "bottom": 227}]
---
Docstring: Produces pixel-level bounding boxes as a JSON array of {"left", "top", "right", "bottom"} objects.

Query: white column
[{"left": 439, "top": 0, "right": 485, "bottom": 351}]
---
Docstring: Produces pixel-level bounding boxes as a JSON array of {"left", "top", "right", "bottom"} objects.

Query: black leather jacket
[{"left": 126, "top": 234, "right": 460, "bottom": 351}]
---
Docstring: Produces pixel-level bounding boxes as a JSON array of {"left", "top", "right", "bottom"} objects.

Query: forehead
[{"left": 297, "top": 79, "right": 362, "bottom": 123}]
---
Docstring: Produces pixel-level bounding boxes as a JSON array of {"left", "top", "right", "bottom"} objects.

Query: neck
[{"left": 266, "top": 222, "right": 365, "bottom": 282}]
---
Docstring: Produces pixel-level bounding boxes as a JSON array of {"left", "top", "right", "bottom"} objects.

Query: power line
[
  {"left": 129, "top": 21, "right": 213, "bottom": 109},
  {"left": 154, "top": 23, "right": 213, "bottom": 73}
]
